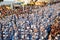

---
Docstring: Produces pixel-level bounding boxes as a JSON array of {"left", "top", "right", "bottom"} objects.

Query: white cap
[
  {"left": 14, "top": 32, "right": 18, "bottom": 36},
  {"left": 41, "top": 36, "right": 44, "bottom": 39},
  {"left": 27, "top": 27, "right": 30, "bottom": 29},
  {"left": 21, "top": 35, "right": 24, "bottom": 38},
  {"left": 55, "top": 36, "right": 58, "bottom": 39},
  {"left": 57, "top": 34, "right": 60, "bottom": 36}
]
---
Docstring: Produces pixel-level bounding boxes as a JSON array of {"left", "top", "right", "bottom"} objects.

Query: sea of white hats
[{"left": 0, "top": 2, "right": 60, "bottom": 40}]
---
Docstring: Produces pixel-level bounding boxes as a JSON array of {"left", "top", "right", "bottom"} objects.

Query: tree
[{"left": 0, "top": 0, "right": 3, "bottom": 2}]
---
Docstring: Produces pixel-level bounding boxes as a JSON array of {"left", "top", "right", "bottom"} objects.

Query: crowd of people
[
  {"left": 0, "top": 2, "right": 60, "bottom": 40},
  {"left": 50, "top": 16, "right": 60, "bottom": 40}
]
